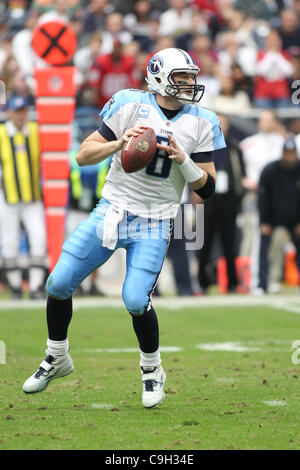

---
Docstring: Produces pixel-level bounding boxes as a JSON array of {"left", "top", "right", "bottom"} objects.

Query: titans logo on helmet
[{"left": 148, "top": 55, "right": 163, "bottom": 75}]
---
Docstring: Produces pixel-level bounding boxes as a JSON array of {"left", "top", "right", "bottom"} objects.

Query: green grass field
[{"left": 1, "top": 296, "right": 300, "bottom": 450}]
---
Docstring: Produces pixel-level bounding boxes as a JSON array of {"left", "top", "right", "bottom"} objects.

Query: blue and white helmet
[{"left": 146, "top": 48, "right": 205, "bottom": 104}]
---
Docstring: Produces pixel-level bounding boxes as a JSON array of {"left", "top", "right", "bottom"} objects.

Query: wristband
[
  {"left": 194, "top": 172, "right": 215, "bottom": 199},
  {"left": 178, "top": 154, "right": 204, "bottom": 183}
]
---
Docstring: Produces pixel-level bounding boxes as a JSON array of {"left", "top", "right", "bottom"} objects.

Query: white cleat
[
  {"left": 268, "top": 282, "right": 281, "bottom": 294},
  {"left": 141, "top": 365, "right": 166, "bottom": 408},
  {"left": 250, "top": 287, "right": 265, "bottom": 297},
  {"left": 23, "top": 353, "right": 74, "bottom": 394}
]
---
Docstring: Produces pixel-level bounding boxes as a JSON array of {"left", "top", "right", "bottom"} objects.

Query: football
[{"left": 121, "top": 127, "right": 157, "bottom": 173}]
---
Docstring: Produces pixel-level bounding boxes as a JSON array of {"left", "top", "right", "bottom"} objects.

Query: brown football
[{"left": 121, "top": 127, "right": 157, "bottom": 173}]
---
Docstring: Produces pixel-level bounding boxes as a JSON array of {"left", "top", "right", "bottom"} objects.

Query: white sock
[
  {"left": 6, "top": 269, "right": 22, "bottom": 290},
  {"left": 46, "top": 338, "right": 69, "bottom": 357},
  {"left": 29, "top": 267, "right": 44, "bottom": 292},
  {"left": 140, "top": 349, "right": 161, "bottom": 370}
]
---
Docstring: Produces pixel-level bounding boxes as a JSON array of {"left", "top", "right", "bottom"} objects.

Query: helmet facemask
[{"left": 165, "top": 68, "right": 205, "bottom": 104}]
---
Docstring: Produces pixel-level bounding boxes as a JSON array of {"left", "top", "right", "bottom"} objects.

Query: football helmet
[{"left": 146, "top": 48, "right": 205, "bottom": 104}]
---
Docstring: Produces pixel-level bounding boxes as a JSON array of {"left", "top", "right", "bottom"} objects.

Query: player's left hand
[{"left": 156, "top": 134, "right": 186, "bottom": 165}]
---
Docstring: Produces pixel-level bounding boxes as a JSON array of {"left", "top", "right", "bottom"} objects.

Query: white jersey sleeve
[
  {"left": 99, "top": 89, "right": 141, "bottom": 140},
  {"left": 192, "top": 107, "right": 226, "bottom": 154}
]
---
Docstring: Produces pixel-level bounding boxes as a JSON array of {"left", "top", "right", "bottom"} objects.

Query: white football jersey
[{"left": 99, "top": 89, "right": 226, "bottom": 219}]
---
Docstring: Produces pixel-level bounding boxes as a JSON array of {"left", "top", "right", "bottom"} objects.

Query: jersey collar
[{"left": 149, "top": 93, "right": 188, "bottom": 123}]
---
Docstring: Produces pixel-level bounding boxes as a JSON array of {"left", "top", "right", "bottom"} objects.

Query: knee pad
[
  {"left": 122, "top": 283, "right": 148, "bottom": 315},
  {"left": 46, "top": 263, "right": 75, "bottom": 299}
]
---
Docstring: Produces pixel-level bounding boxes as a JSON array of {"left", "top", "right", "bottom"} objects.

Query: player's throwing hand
[{"left": 117, "top": 125, "right": 148, "bottom": 150}]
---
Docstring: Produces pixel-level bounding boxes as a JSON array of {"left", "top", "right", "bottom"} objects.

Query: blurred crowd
[
  {"left": 0, "top": 0, "right": 300, "bottom": 111},
  {"left": 0, "top": 0, "right": 300, "bottom": 299}
]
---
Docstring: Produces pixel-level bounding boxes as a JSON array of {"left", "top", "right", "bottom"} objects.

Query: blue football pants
[{"left": 46, "top": 198, "right": 172, "bottom": 314}]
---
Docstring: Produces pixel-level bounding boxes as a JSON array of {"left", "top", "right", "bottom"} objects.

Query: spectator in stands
[
  {"left": 37, "top": 0, "right": 73, "bottom": 24},
  {"left": 241, "top": 109, "right": 286, "bottom": 190},
  {"left": 88, "top": 38, "right": 140, "bottom": 109},
  {"left": 158, "top": 0, "right": 193, "bottom": 36},
  {"left": 74, "top": 32, "right": 103, "bottom": 87},
  {"left": 231, "top": 62, "right": 254, "bottom": 101},
  {"left": 191, "top": 0, "right": 219, "bottom": 19},
  {"left": 293, "top": 0, "right": 300, "bottom": 19},
  {"left": 1, "top": 55, "right": 19, "bottom": 96},
  {"left": 194, "top": 54, "right": 221, "bottom": 108},
  {"left": 187, "top": 33, "right": 218, "bottom": 71},
  {"left": 176, "top": 11, "right": 209, "bottom": 51},
  {"left": 82, "top": 0, "right": 114, "bottom": 34},
  {"left": 235, "top": 0, "right": 279, "bottom": 21},
  {"left": 239, "top": 109, "right": 286, "bottom": 292},
  {"left": 11, "top": 9, "right": 39, "bottom": 78},
  {"left": 0, "top": 11, "right": 8, "bottom": 40},
  {"left": 100, "top": 12, "right": 133, "bottom": 55},
  {"left": 226, "top": 8, "right": 257, "bottom": 49},
  {"left": 206, "top": 0, "right": 235, "bottom": 39},
  {"left": 6, "top": 0, "right": 28, "bottom": 33},
  {"left": 209, "top": 73, "right": 251, "bottom": 115},
  {"left": 289, "top": 46, "right": 300, "bottom": 83},
  {"left": 131, "top": 50, "right": 149, "bottom": 92},
  {"left": 289, "top": 118, "right": 300, "bottom": 156},
  {"left": 69, "top": 11, "right": 85, "bottom": 47},
  {"left": 152, "top": 35, "right": 176, "bottom": 54},
  {"left": 216, "top": 30, "right": 257, "bottom": 78},
  {"left": 144, "top": 35, "right": 176, "bottom": 66},
  {"left": 256, "top": 135, "right": 300, "bottom": 294},
  {"left": 123, "top": 0, "right": 157, "bottom": 52},
  {"left": 194, "top": 114, "right": 245, "bottom": 294},
  {"left": 0, "top": 29, "right": 12, "bottom": 77},
  {"left": 277, "top": 9, "right": 300, "bottom": 51},
  {"left": 253, "top": 28, "right": 294, "bottom": 108}
]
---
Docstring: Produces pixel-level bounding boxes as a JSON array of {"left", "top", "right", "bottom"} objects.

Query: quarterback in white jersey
[
  {"left": 99, "top": 87, "right": 225, "bottom": 219},
  {"left": 23, "top": 48, "right": 226, "bottom": 409}
]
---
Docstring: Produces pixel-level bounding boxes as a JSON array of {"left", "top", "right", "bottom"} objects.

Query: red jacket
[
  {"left": 254, "top": 50, "right": 292, "bottom": 99},
  {"left": 89, "top": 53, "right": 140, "bottom": 109}
]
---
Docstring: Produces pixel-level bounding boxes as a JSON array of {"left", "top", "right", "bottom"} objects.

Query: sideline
[{"left": 1, "top": 295, "right": 300, "bottom": 311}]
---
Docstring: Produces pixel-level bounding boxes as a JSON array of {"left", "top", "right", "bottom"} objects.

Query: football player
[{"left": 23, "top": 48, "right": 226, "bottom": 408}]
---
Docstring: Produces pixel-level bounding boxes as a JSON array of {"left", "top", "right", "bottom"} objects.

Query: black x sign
[{"left": 40, "top": 25, "right": 68, "bottom": 59}]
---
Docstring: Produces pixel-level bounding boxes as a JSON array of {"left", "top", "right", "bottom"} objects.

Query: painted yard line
[
  {"left": 262, "top": 400, "right": 287, "bottom": 407},
  {"left": 270, "top": 302, "right": 300, "bottom": 315},
  {"left": 91, "top": 403, "right": 116, "bottom": 410},
  {"left": 81, "top": 346, "right": 182, "bottom": 353},
  {"left": 1, "top": 295, "right": 300, "bottom": 311},
  {"left": 196, "top": 342, "right": 262, "bottom": 352},
  {"left": 80, "top": 341, "right": 290, "bottom": 354},
  {"left": 215, "top": 377, "right": 237, "bottom": 384},
  {"left": 196, "top": 340, "right": 291, "bottom": 352},
  {"left": 71, "top": 296, "right": 300, "bottom": 310}
]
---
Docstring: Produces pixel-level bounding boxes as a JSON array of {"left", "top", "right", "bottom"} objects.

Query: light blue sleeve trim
[
  {"left": 184, "top": 105, "right": 227, "bottom": 150},
  {"left": 210, "top": 112, "right": 226, "bottom": 150},
  {"left": 99, "top": 89, "right": 149, "bottom": 122}
]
